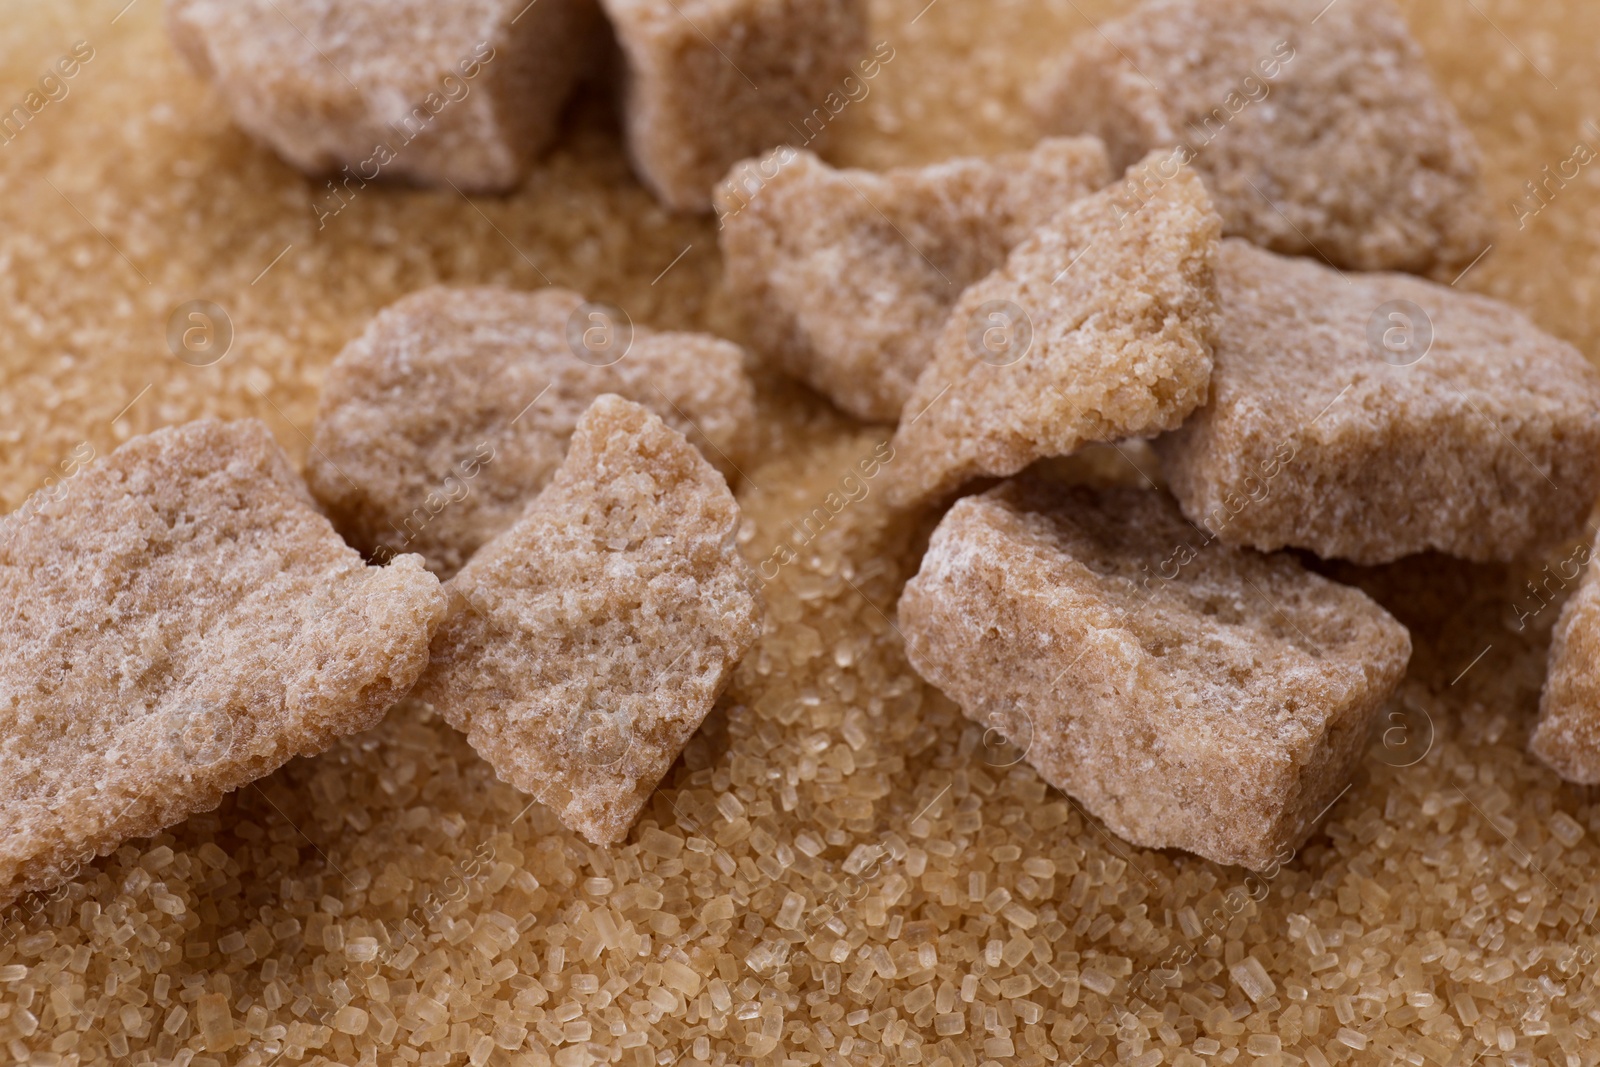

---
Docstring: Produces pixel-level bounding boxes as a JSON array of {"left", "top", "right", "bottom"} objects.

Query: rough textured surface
[
  {"left": 899, "top": 478, "right": 1412, "bottom": 871},
  {"left": 414, "top": 396, "right": 762, "bottom": 845},
  {"left": 602, "top": 0, "right": 869, "bottom": 211},
  {"left": 1156, "top": 239, "right": 1600, "bottom": 565},
  {"left": 1033, "top": 0, "right": 1493, "bottom": 279},
  {"left": 166, "top": 0, "right": 604, "bottom": 191},
  {"left": 1532, "top": 557, "right": 1600, "bottom": 782},
  {"left": 0, "top": 419, "right": 445, "bottom": 908},
  {"left": 717, "top": 137, "right": 1110, "bottom": 421},
  {"left": 308, "top": 285, "right": 757, "bottom": 578},
  {"left": 887, "top": 153, "right": 1221, "bottom": 507}
]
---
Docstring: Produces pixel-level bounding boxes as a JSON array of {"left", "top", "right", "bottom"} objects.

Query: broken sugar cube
[
  {"left": 886, "top": 152, "right": 1221, "bottom": 508},
  {"left": 412, "top": 395, "right": 763, "bottom": 845},
  {"left": 897, "top": 477, "right": 1411, "bottom": 870},
  {"left": 717, "top": 137, "right": 1111, "bottom": 422},
  {"left": 1532, "top": 563, "right": 1600, "bottom": 783},
  {"left": 307, "top": 285, "right": 757, "bottom": 578},
  {"left": 1154, "top": 240, "right": 1600, "bottom": 565},
  {"left": 602, "top": 0, "right": 870, "bottom": 211},
  {"left": 1033, "top": 0, "right": 1492, "bottom": 278},
  {"left": 0, "top": 420, "right": 446, "bottom": 906},
  {"left": 166, "top": 0, "right": 604, "bottom": 192}
]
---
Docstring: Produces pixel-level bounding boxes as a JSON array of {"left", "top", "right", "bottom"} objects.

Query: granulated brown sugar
[
  {"left": 6, "top": 0, "right": 1600, "bottom": 1065},
  {"left": 307, "top": 285, "right": 756, "bottom": 577},
  {"left": 413, "top": 396, "right": 763, "bottom": 847},
  {"left": 1155, "top": 239, "right": 1600, "bottom": 565},
  {"left": 0, "top": 419, "right": 445, "bottom": 910},
  {"left": 716, "top": 137, "right": 1109, "bottom": 422},
  {"left": 899, "top": 478, "right": 1411, "bottom": 872},
  {"left": 1033, "top": 0, "right": 1493, "bottom": 279}
]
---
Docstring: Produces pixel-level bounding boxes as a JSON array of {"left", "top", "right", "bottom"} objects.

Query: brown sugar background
[{"left": 2, "top": 0, "right": 1599, "bottom": 1064}]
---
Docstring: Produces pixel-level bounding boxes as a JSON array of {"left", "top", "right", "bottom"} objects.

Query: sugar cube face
[
  {"left": 1532, "top": 564, "right": 1600, "bottom": 782},
  {"left": 0, "top": 420, "right": 446, "bottom": 906},
  {"left": 1155, "top": 240, "right": 1600, "bottom": 565},
  {"left": 898, "top": 477, "right": 1411, "bottom": 870},
  {"left": 1034, "top": 0, "right": 1492, "bottom": 278},
  {"left": 603, "top": 0, "right": 869, "bottom": 211},
  {"left": 886, "top": 153, "right": 1221, "bottom": 508},
  {"left": 717, "top": 138, "right": 1111, "bottom": 422},
  {"left": 307, "top": 285, "right": 757, "bottom": 578},
  {"left": 166, "top": 0, "right": 603, "bottom": 192},
  {"left": 413, "top": 396, "right": 763, "bottom": 845}
]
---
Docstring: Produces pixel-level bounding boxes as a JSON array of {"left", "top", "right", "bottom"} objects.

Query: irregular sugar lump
[
  {"left": 897, "top": 477, "right": 1411, "bottom": 871},
  {"left": 1033, "top": 0, "right": 1492, "bottom": 278},
  {"left": 412, "top": 395, "right": 763, "bottom": 846},
  {"left": 166, "top": 0, "right": 604, "bottom": 192},
  {"left": 1154, "top": 239, "right": 1600, "bottom": 565},
  {"left": 886, "top": 152, "right": 1221, "bottom": 508},
  {"left": 716, "top": 137, "right": 1111, "bottom": 422},
  {"left": 307, "top": 285, "right": 757, "bottom": 579},
  {"left": 602, "top": 0, "right": 869, "bottom": 211},
  {"left": 0, "top": 419, "right": 446, "bottom": 907},
  {"left": 1532, "top": 562, "right": 1600, "bottom": 783}
]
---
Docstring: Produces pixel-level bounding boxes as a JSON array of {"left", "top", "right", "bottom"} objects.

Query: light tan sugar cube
[
  {"left": 1532, "top": 563, "right": 1600, "bottom": 782},
  {"left": 412, "top": 396, "right": 763, "bottom": 845},
  {"left": 166, "top": 0, "right": 603, "bottom": 192},
  {"left": 0, "top": 420, "right": 446, "bottom": 907},
  {"left": 1154, "top": 240, "right": 1600, "bottom": 565},
  {"left": 898, "top": 478, "right": 1411, "bottom": 870},
  {"left": 602, "top": 0, "right": 869, "bottom": 211},
  {"left": 307, "top": 285, "right": 757, "bottom": 578},
  {"left": 717, "top": 138, "right": 1111, "bottom": 422},
  {"left": 1033, "top": 0, "right": 1492, "bottom": 278},
  {"left": 886, "top": 153, "right": 1221, "bottom": 508}
]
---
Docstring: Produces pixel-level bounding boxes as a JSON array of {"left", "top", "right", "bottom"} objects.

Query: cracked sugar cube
[
  {"left": 412, "top": 396, "right": 763, "bottom": 845},
  {"left": 886, "top": 151, "right": 1221, "bottom": 508},
  {"left": 898, "top": 476, "right": 1411, "bottom": 870},
  {"left": 0, "top": 420, "right": 446, "bottom": 906},
  {"left": 716, "top": 138, "right": 1111, "bottom": 422},
  {"left": 602, "top": 0, "right": 869, "bottom": 211},
  {"left": 166, "top": 0, "right": 604, "bottom": 192},
  {"left": 307, "top": 285, "right": 757, "bottom": 578},
  {"left": 1033, "top": 0, "right": 1492, "bottom": 278},
  {"left": 1154, "top": 239, "right": 1600, "bottom": 565},
  {"left": 1531, "top": 562, "right": 1600, "bottom": 783}
]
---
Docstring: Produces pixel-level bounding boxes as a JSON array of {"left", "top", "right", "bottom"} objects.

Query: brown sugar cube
[
  {"left": 1531, "top": 563, "right": 1600, "bottom": 783},
  {"left": 716, "top": 138, "right": 1111, "bottom": 422},
  {"left": 166, "top": 0, "right": 604, "bottom": 192},
  {"left": 306, "top": 285, "right": 757, "bottom": 578},
  {"left": 898, "top": 477, "right": 1411, "bottom": 870},
  {"left": 885, "top": 152, "right": 1221, "bottom": 508},
  {"left": 1033, "top": 0, "right": 1492, "bottom": 278},
  {"left": 1154, "top": 240, "right": 1600, "bottom": 565},
  {"left": 602, "top": 0, "right": 868, "bottom": 211},
  {"left": 412, "top": 396, "right": 763, "bottom": 845},
  {"left": 0, "top": 419, "right": 446, "bottom": 906}
]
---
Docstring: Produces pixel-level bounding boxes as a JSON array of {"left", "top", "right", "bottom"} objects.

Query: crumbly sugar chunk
[
  {"left": 717, "top": 138, "right": 1111, "bottom": 421},
  {"left": 1154, "top": 240, "right": 1600, "bottom": 564},
  {"left": 898, "top": 478, "right": 1411, "bottom": 870},
  {"left": 602, "top": 0, "right": 868, "bottom": 211},
  {"left": 166, "top": 0, "right": 603, "bottom": 192},
  {"left": 886, "top": 153, "right": 1221, "bottom": 508},
  {"left": 413, "top": 396, "right": 763, "bottom": 845},
  {"left": 1033, "top": 0, "right": 1492, "bottom": 278},
  {"left": 307, "top": 285, "right": 757, "bottom": 578},
  {"left": 1531, "top": 562, "right": 1600, "bottom": 782},
  {"left": 0, "top": 420, "right": 446, "bottom": 906}
]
